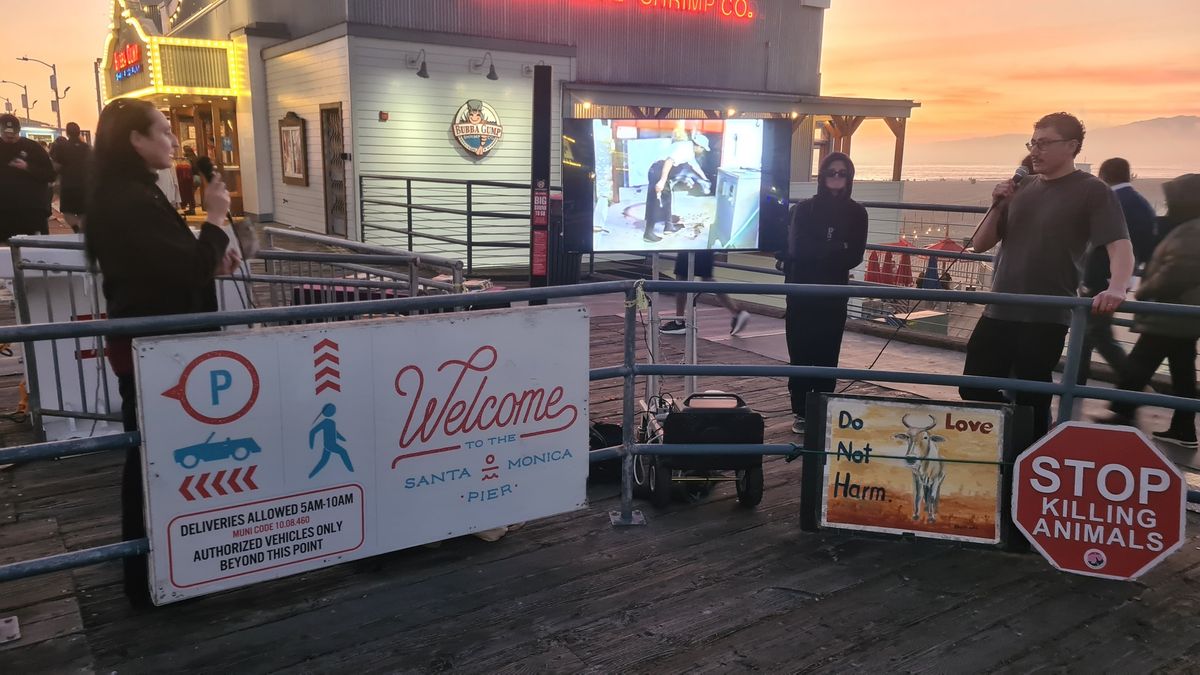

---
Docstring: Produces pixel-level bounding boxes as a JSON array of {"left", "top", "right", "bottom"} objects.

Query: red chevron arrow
[
  {"left": 227, "top": 467, "right": 244, "bottom": 494},
  {"left": 313, "top": 352, "right": 340, "bottom": 367},
  {"left": 314, "top": 366, "right": 340, "bottom": 381},
  {"left": 243, "top": 465, "right": 258, "bottom": 490},
  {"left": 179, "top": 475, "right": 195, "bottom": 501},
  {"left": 313, "top": 339, "right": 338, "bottom": 353},
  {"left": 211, "top": 469, "right": 228, "bottom": 497},
  {"left": 194, "top": 473, "right": 211, "bottom": 499},
  {"left": 315, "top": 381, "right": 342, "bottom": 395}
]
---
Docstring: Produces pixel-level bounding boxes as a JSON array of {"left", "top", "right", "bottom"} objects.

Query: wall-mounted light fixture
[
  {"left": 521, "top": 60, "right": 547, "bottom": 78},
  {"left": 406, "top": 49, "right": 429, "bottom": 78},
  {"left": 469, "top": 51, "right": 499, "bottom": 80}
]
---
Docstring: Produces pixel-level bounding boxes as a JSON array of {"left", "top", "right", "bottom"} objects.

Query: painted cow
[{"left": 894, "top": 414, "right": 947, "bottom": 523}]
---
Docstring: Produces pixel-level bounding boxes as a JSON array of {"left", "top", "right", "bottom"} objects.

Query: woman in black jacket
[
  {"left": 85, "top": 98, "right": 237, "bottom": 605},
  {"left": 777, "top": 152, "right": 869, "bottom": 433}
]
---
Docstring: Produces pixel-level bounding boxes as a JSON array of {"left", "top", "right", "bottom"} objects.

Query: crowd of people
[
  {"left": 3, "top": 101, "right": 1199, "bottom": 601},
  {"left": 662, "top": 112, "right": 1199, "bottom": 447}
]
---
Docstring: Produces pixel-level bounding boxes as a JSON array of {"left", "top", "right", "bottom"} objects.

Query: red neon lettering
[
  {"left": 113, "top": 43, "right": 141, "bottom": 72},
  {"left": 394, "top": 345, "right": 579, "bottom": 449}
]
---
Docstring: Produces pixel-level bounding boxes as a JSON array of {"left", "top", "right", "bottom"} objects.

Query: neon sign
[
  {"left": 113, "top": 42, "right": 143, "bottom": 81},
  {"left": 584, "top": 0, "right": 756, "bottom": 20}
]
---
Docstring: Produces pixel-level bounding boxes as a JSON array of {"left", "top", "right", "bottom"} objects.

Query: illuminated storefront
[{"left": 100, "top": 0, "right": 245, "bottom": 213}]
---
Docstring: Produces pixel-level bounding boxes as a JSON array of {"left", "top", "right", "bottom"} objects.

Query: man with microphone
[{"left": 959, "top": 112, "right": 1132, "bottom": 438}]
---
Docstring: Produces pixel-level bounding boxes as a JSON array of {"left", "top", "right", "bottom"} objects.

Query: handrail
[{"left": 2, "top": 278, "right": 1200, "bottom": 587}]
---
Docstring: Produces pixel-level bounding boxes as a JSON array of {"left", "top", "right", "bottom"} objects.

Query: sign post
[
  {"left": 529, "top": 64, "right": 551, "bottom": 303},
  {"left": 135, "top": 306, "right": 589, "bottom": 604},
  {"left": 1012, "top": 422, "right": 1186, "bottom": 580}
]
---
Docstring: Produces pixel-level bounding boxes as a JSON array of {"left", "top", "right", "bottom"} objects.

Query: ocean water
[{"left": 851, "top": 164, "right": 1193, "bottom": 182}]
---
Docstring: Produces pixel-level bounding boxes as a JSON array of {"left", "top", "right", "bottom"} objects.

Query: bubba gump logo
[
  {"left": 390, "top": 345, "right": 578, "bottom": 468},
  {"left": 452, "top": 99, "right": 503, "bottom": 157}
]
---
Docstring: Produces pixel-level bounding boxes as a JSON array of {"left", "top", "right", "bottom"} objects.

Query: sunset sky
[
  {"left": 821, "top": 0, "right": 1200, "bottom": 162},
  {"left": 1, "top": 0, "right": 1196, "bottom": 164}
]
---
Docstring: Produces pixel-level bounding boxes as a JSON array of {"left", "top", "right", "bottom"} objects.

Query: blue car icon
[{"left": 174, "top": 433, "right": 262, "bottom": 469}]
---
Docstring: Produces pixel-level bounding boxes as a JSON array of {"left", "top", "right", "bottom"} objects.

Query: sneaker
[
  {"left": 643, "top": 232, "right": 662, "bottom": 243},
  {"left": 791, "top": 415, "right": 805, "bottom": 434},
  {"left": 730, "top": 310, "right": 750, "bottom": 336},
  {"left": 1152, "top": 429, "right": 1199, "bottom": 450},
  {"left": 659, "top": 320, "right": 687, "bottom": 335}
]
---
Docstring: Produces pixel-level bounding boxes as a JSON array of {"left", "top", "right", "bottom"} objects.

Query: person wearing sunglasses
[
  {"left": 959, "top": 112, "right": 1132, "bottom": 438},
  {"left": 776, "top": 152, "right": 868, "bottom": 434}
]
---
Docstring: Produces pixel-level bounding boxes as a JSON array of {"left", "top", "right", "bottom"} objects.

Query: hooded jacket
[
  {"left": 777, "top": 152, "right": 869, "bottom": 285},
  {"left": 1133, "top": 173, "right": 1200, "bottom": 338}
]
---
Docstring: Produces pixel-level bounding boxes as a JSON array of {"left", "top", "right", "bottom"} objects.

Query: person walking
[
  {"left": 0, "top": 113, "right": 56, "bottom": 241},
  {"left": 659, "top": 251, "right": 751, "bottom": 336},
  {"left": 50, "top": 122, "right": 92, "bottom": 232},
  {"left": 776, "top": 152, "right": 868, "bottom": 433},
  {"left": 1095, "top": 173, "right": 1200, "bottom": 449},
  {"left": 1077, "top": 157, "right": 1158, "bottom": 383},
  {"left": 84, "top": 98, "right": 239, "bottom": 606}
]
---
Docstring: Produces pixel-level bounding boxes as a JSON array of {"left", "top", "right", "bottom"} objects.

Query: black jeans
[
  {"left": 961, "top": 316, "right": 1068, "bottom": 439},
  {"left": 786, "top": 296, "right": 849, "bottom": 416},
  {"left": 1110, "top": 333, "right": 1197, "bottom": 436},
  {"left": 118, "top": 373, "right": 151, "bottom": 605}
]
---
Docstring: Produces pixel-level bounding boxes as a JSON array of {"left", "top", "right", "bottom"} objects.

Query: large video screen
[{"left": 562, "top": 118, "right": 791, "bottom": 254}]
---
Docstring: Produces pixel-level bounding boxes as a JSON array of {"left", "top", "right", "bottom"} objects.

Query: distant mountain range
[{"left": 907, "top": 115, "right": 1200, "bottom": 170}]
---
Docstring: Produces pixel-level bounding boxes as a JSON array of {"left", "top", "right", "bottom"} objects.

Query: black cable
[{"left": 835, "top": 200, "right": 1001, "bottom": 394}]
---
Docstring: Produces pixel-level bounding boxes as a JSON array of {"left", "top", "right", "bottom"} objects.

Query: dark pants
[
  {"left": 0, "top": 209, "right": 50, "bottom": 242},
  {"left": 786, "top": 296, "right": 849, "bottom": 416},
  {"left": 961, "top": 316, "right": 1068, "bottom": 439},
  {"left": 1110, "top": 333, "right": 1197, "bottom": 437},
  {"left": 1077, "top": 295, "right": 1128, "bottom": 384},
  {"left": 118, "top": 373, "right": 151, "bottom": 606}
]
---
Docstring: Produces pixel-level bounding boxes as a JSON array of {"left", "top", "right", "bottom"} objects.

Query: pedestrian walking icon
[{"left": 309, "top": 403, "right": 354, "bottom": 478}]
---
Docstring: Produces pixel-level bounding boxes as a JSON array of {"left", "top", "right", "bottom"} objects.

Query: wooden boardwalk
[{"left": 2, "top": 313, "right": 1200, "bottom": 673}]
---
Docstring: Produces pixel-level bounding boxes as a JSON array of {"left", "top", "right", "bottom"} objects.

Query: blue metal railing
[{"left": 2, "top": 279, "right": 1199, "bottom": 585}]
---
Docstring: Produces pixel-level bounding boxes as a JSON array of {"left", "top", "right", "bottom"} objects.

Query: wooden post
[{"left": 883, "top": 116, "right": 907, "bottom": 182}]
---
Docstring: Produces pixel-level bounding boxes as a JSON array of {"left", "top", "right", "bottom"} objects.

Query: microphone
[
  {"left": 193, "top": 156, "right": 259, "bottom": 259},
  {"left": 1011, "top": 164, "right": 1030, "bottom": 186},
  {"left": 195, "top": 156, "right": 215, "bottom": 182}
]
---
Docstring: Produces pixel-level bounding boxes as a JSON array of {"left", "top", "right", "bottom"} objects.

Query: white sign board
[{"left": 135, "top": 305, "right": 590, "bottom": 605}]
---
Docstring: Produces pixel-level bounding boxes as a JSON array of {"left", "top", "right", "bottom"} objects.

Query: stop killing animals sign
[{"left": 1012, "top": 422, "right": 1186, "bottom": 581}]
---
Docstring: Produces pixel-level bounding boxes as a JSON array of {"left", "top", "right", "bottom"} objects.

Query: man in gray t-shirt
[{"left": 960, "top": 112, "right": 1133, "bottom": 438}]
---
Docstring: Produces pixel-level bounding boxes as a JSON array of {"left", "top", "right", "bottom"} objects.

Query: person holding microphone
[
  {"left": 959, "top": 112, "right": 1132, "bottom": 438},
  {"left": 84, "top": 98, "right": 240, "bottom": 606}
]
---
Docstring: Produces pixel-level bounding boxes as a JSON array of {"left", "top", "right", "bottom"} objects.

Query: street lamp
[
  {"left": 0, "top": 80, "right": 32, "bottom": 121},
  {"left": 18, "top": 56, "right": 68, "bottom": 137}
]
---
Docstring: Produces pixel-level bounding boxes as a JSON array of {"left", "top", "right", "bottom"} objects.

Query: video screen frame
[{"left": 561, "top": 117, "right": 792, "bottom": 255}]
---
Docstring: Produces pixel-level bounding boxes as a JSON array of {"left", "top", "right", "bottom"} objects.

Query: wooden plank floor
[{"left": 1, "top": 313, "right": 1199, "bottom": 673}]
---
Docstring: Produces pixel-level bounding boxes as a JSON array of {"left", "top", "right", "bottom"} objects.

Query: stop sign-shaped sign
[{"left": 1013, "top": 422, "right": 1186, "bottom": 580}]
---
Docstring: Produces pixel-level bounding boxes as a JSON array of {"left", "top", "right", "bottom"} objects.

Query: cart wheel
[
  {"left": 650, "top": 456, "right": 673, "bottom": 508},
  {"left": 736, "top": 465, "right": 764, "bottom": 508}
]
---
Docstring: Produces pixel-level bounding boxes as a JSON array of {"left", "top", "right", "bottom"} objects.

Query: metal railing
[
  {"left": 6, "top": 233, "right": 467, "bottom": 440},
  {"left": 359, "top": 174, "right": 555, "bottom": 274},
  {"left": 2, "top": 280, "right": 1200, "bottom": 585}
]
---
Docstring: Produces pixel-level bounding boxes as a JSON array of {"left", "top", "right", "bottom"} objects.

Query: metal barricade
[{"left": 4, "top": 232, "right": 468, "bottom": 441}]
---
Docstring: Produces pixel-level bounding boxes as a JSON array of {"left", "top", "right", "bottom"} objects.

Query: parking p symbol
[{"left": 210, "top": 369, "right": 233, "bottom": 405}]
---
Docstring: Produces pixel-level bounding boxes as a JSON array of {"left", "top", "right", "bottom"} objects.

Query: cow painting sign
[
  {"left": 134, "top": 305, "right": 589, "bottom": 605},
  {"left": 820, "top": 396, "right": 1009, "bottom": 544}
]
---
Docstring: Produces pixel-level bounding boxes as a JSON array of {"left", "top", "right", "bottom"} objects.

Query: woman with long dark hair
[
  {"left": 776, "top": 152, "right": 869, "bottom": 433},
  {"left": 85, "top": 98, "right": 237, "bottom": 605}
]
